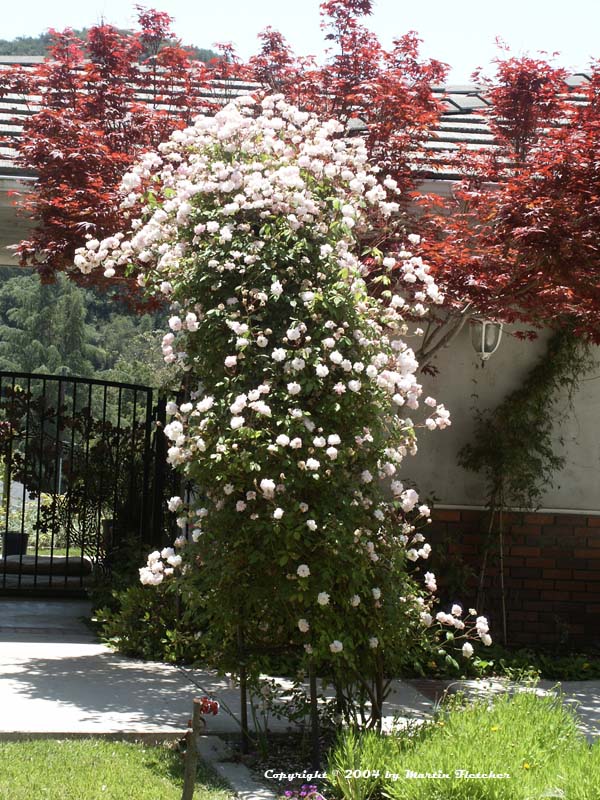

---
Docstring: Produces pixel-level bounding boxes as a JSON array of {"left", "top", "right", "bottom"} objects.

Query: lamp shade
[{"left": 470, "top": 319, "right": 503, "bottom": 361}]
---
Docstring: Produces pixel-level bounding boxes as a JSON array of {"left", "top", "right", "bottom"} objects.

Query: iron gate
[{"left": 0, "top": 372, "right": 175, "bottom": 595}]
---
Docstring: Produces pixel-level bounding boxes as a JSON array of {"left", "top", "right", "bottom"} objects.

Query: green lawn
[
  {"left": 327, "top": 690, "right": 600, "bottom": 800},
  {"left": 0, "top": 739, "right": 233, "bottom": 800}
]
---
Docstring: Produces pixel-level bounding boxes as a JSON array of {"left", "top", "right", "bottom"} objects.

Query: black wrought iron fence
[{"left": 0, "top": 372, "right": 176, "bottom": 594}]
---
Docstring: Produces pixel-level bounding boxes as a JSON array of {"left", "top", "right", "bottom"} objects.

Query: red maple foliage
[
  {"left": 250, "top": 0, "right": 447, "bottom": 203},
  {"left": 420, "top": 53, "right": 600, "bottom": 351},
  {"left": 0, "top": 8, "right": 242, "bottom": 302}
]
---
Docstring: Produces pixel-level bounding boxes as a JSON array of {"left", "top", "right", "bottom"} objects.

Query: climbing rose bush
[{"left": 76, "top": 94, "right": 489, "bottom": 720}]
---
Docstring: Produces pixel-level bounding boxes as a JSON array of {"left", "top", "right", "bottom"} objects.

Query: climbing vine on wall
[{"left": 458, "top": 329, "right": 596, "bottom": 642}]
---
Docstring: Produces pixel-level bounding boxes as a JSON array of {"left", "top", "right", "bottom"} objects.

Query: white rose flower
[
  {"left": 167, "top": 496, "right": 183, "bottom": 512},
  {"left": 260, "top": 478, "right": 276, "bottom": 498},
  {"left": 297, "top": 564, "right": 310, "bottom": 578},
  {"left": 329, "top": 640, "right": 343, "bottom": 653}
]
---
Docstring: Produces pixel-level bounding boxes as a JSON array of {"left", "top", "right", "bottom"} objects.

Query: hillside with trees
[
  {"left": 0, "top": 268, "right": 171, "bottom": 387},
  {"left": 0, "top": 30, "right": 218, "bottom": 61}
]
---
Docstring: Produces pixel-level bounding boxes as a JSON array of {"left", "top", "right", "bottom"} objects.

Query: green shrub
[{"left": 95, "top": 583, "right": 199, "bottom": 662}]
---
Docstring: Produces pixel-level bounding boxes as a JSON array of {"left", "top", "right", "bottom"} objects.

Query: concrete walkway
[
  {"left": 0, "top": 599, "right": 433, "bottom": 738},
  {"left": 0, "top": 600, "right": 598, "bottom": 741}
]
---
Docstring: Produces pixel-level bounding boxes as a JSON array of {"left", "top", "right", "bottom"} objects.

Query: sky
[{"left": 3, "top": 0, "right": 600, "bottom": 82}]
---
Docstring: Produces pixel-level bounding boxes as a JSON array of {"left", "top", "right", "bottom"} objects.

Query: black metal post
[
  {"left": 238, "top": 624, "right": 250, "bottom": 755},
  {"left": 309, "top": 659, "right": 320, "bottom": 769}
]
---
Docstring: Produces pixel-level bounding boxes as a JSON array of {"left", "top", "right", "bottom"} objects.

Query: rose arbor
[{"left": 76, "top": 95, "right": 487, "bottom": 735}]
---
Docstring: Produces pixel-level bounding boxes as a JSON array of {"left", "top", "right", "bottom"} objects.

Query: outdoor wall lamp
[{"left": 470, "top": 318, "right": 503, "bottom": 361}]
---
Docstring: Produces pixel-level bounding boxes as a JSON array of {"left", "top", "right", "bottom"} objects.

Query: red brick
[
  {"left": 586, "top": 538, "right": 600, "bottom": 548},
  {"left": 586, "top": 605, "right": 600, "bottom": 614},
  {"left": 571, "top": 592, "right": 600, "bottom": 601},
  {"left": 525, "top": 557, "right": 556, "bottom": 568},
  {"left": 554, "top": 580, "right": 588, "bottom": 592},
  {"left": 510, "top": 545, "right": 541, "bottom": 557},
  {"left": 573, "top": 570, "right": 600, "bottom": 580},
  {"left": 522, "top": 600, "right": 548, "bottom": 611},
  {"left": 556, "top": 514, "right": 589, "bottom": 525},
  {"left": 573, "top": 582, "right": 600, "bottom": 593},
  {"left": 433, "top": 509, "right": 461, "bottom": 522},
  {"left": 509, "top": 566, "right": 540, "bottom": 578},
  {"left": 541, "top": 591, "right": 570, "bottom": 601},
  {"left": 574, "top": 549, "right": 600, "bottom": 559},
  {"left": 588, "top": 517, "right": 600, "bottom": 527},
  {"left": 510, "top": 610, "right": 539, "bottom": 621},
  {"left": 543, "top": 569, "right": 572, "bottom": 579},
  {"left": 549, "top": 557, "right": 588, "bottom": 570},
  {"left": 575, "top": 526, "right": 594, "bottom": 538},
  {"left": 518, "top": 589, "right": 544, "bottom": 601},
  {"left": 506, "top": 511, "right": 525, "bottom": 524},
  {"left": 511, "top": 524, "right": 542, "bottom": 537},
  {"left": 524, "top": 513, "right": 555, "bottom": 525},
  {"left": 542, "top": 526, "right": 577, "bottom": 539},
  {"left": 523, "top": 579, "right": 548, "bottom": 590},
  {"left": 459, "top": 509, "right": 486, "bottom": 522}
]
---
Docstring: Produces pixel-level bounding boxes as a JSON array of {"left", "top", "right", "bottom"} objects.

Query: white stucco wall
[{"left": 408, "top": 325, "right": 600, "bottom": 512}]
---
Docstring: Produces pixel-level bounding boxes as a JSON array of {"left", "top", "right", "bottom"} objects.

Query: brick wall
[{"left": 428, "top": 508, "right": 600, "bottom": 648}]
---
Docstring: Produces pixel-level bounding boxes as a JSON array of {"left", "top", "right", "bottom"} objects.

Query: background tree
[{"left": 0, "top": 269, "right": 165, "bottom": 381}]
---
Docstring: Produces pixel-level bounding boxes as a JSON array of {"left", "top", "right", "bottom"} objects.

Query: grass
[
  {"left": 0, "top": 738, "right": 233, "bottom": 800},
  {"left": 327, "top": 690, "right": 600, "bottom": 800}
]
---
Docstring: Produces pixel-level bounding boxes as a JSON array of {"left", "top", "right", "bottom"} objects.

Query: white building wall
[{"left": 408, "top": 326, "right": 600, "bottom": 511}]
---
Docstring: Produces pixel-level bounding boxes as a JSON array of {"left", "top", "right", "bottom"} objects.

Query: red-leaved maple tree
[
  {"left": 0, "top": 7, "right": 243, "bottom": 302},
  {"left": 418, "top": 52, "right": 600, "bottom": 357}
]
